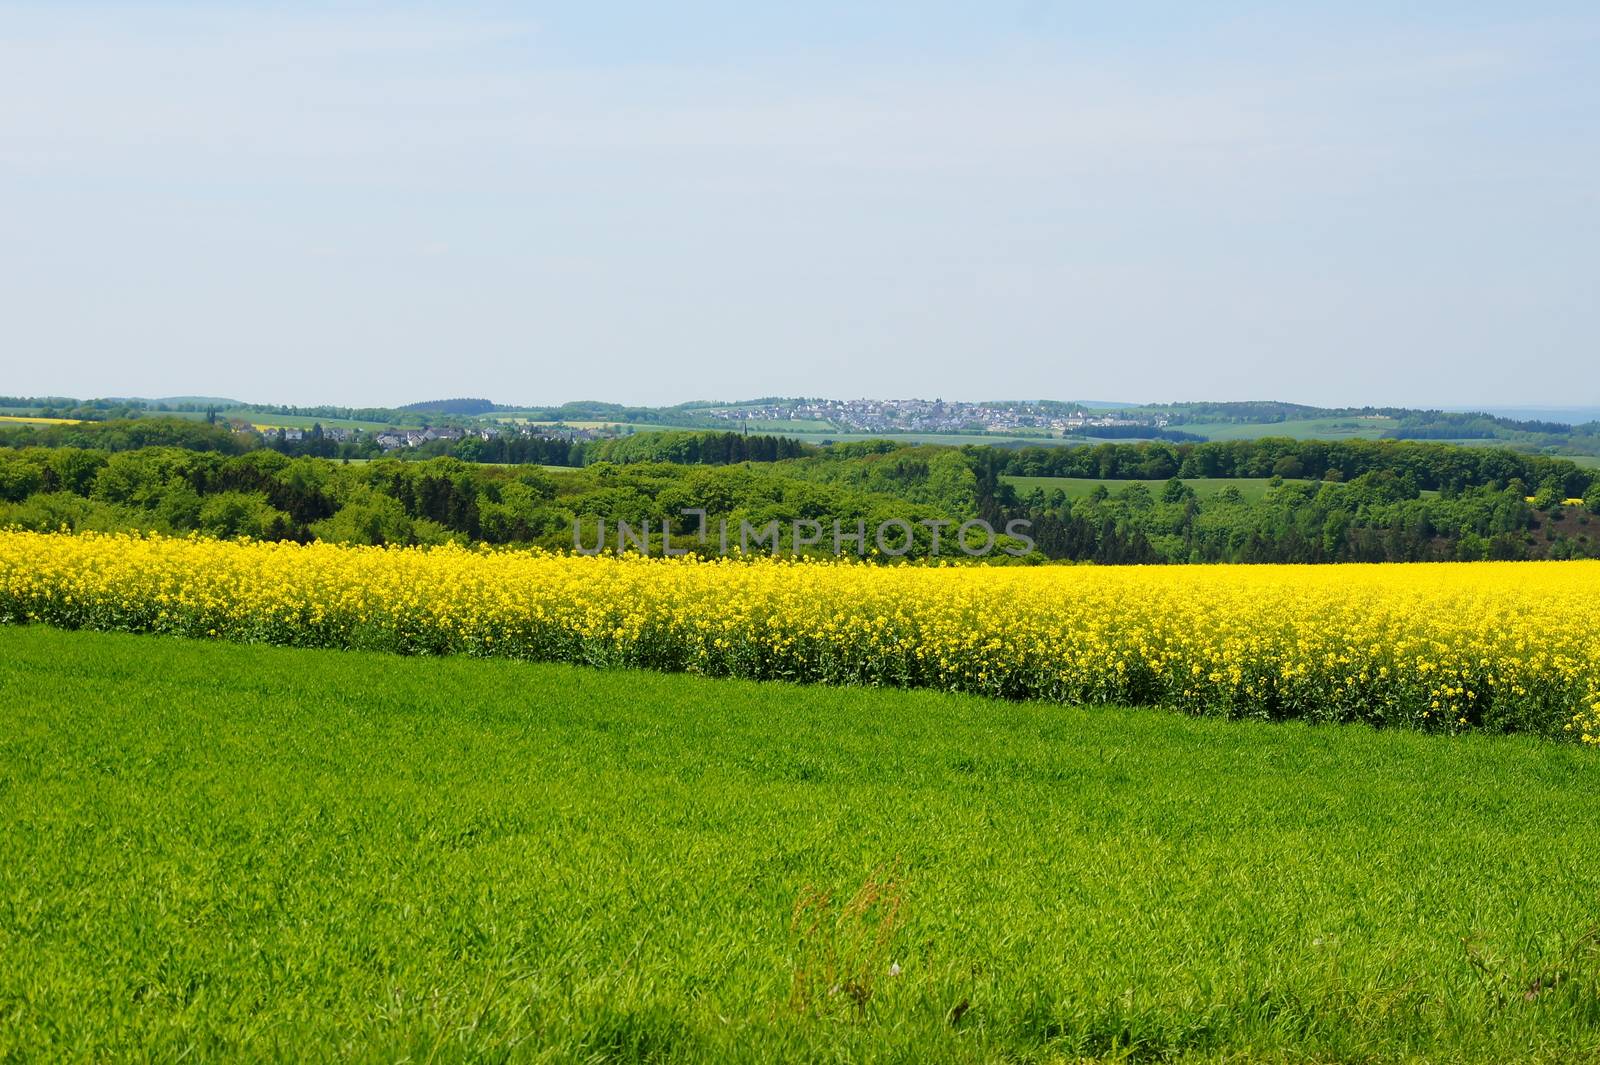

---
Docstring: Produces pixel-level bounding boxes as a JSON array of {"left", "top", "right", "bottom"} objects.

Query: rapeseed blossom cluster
[{"left": 2, "top": 530, "right": 1597, "bottom": 740}]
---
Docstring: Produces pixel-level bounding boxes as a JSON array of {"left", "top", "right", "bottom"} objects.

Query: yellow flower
[{"left": 0, "top": 530, "right": 1597, "bottom": 741}]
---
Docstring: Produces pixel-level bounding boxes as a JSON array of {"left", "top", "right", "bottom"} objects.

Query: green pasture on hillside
[
  {"left": 494, "top": 417, "right": 626, "bottom": 429},
  {"left": 2, "top": 626, "right": 1599, "bottom": 1061},
  {"left": 1180, "top": 417, "right": 1399, "bottom": 441},
  {"left": 81, "top": 409, "right": 400, "bottom": 431},
  {"left": 731, "top": 418, "right": 837, "bottom": 432},
  {"left": 232, "top": 413, "right": 400, "bottom": 432}
]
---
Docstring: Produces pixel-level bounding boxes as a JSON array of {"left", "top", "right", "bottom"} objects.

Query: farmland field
[
  {"left": 4, "top": 531, "right": 1599, "bottom": 740},
  {"left": 2, "top": 625, "right": 1599, "bottom": 1061},
  {"left": 97, "top": 409, "right": 401, "bottom": 431},
  {"left": 237, "top": 413, "right": 398, "bottom": 431},
  {"left": 1181, "top": 417, "right": 1400, "bottom": 441},
  {"left": 494, "top": 417, "right": 629, "bottom": 429},
  {"left": 728, "top": 417, "right": 836, "bottom": 432},
  {"left": 0, "top": 414, "right": 83, "bottom": 426}
]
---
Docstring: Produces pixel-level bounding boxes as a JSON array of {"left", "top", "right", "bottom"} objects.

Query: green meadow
[
  {"left": 1180, "top": 417, "right": 1400, "bottom": 441},
  {"left": 128, "top": 409, "right": 401, "bottom": 432},
  {"left": 3, "top": 625, "right": 1599, "bottom": 1062}
]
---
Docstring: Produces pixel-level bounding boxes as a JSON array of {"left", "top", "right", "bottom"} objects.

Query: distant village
[
  {"left": 704, "top": 398, "right": 1165, "bottom": 435},
  {"left": 231, "top": 398, "right": 1169, "bottom": 452}
]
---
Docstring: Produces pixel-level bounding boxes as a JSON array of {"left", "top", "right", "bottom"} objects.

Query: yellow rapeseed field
[
  {"left": 2, "top": 529, "right": 1598, "bottom": 740},
  {"left": 0, "top": 415, "right": 82, "bottom": 425}
]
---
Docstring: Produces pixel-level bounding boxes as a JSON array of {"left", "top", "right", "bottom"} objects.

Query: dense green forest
[
  {"left": 995, "top": 438, "right": 1596, "bottom": 497},
  {"left": 3, "top": 432, "right": 1598, "bottom": 562},
  {"left": 990, "top": 440, "right": 1600, "bottom": 562},
  {"left": 0, "top": 447, "right": 969, "bottom": 558},
  {"left": 1005, "top": 477, "right": 1597, "bottom": 563},
  {"left": 0, "top": 418, "right": 253, "bottom": 454}
]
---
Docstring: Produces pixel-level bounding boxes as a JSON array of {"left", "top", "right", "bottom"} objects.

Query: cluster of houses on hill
[
  {"left": 225, "top": 397, "right": 1178, "bottom": 454},
  {"left": 229, "top": 422, "right": 359, "bottom": 444},
  {"left": 373, "top": 427, "right": 476, "bottom": 450},
  {"left": 273, "top": 426, "right": 347, "bottom": 443},
  {"left": 703, "top": 398, "right": 1164, "bottom": 436}
]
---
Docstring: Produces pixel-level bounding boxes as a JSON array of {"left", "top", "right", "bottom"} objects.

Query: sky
[{"left": 2, "top": 2, "right": 1597, "bottom": 409}]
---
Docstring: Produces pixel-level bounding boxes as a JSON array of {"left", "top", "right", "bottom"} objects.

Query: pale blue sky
[{"left": 3, "top": 2, "right": 1596, "bottom": 408}]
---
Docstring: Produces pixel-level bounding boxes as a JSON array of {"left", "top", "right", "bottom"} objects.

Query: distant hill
[
  {"left": 152, "top": 396, "right": 244, "bottom": 406},
  {"left": 398, "top": 398, "right": 497, "bottom": 415},
  {"left": 6, "top": 392, "right": 1598, "bottom": 457},
  {"left": 1455, "top": 406, "right": 1600, "bottom": 426},
  {"left": 95, "top": 396, "right": 242, "bottom": 407}
]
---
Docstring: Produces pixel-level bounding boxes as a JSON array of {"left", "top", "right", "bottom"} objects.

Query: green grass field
[
  {"left": 495, "top": 417, "right": 630, "bottom": 430},
  {"left": 1181, "top": 417, "right": 1399, "bottom": 441},
  {"left": 232, "top": 412, "right": 399, "bottom": 432},
  {"left": 3, "top": 626, "right": 1599, "bottom": 1061},
  {"left": 103, "top": 409, "right": 401, "bottom": 431},
  {"left": 732, "top": 418, "right": 837, "bottom": 432}
]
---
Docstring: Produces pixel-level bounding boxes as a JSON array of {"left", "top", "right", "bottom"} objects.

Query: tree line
[
  {"left": 992, "top": 475, "right": 1600, "bottom": 564},
  {"left": 0, "top": 418, "right": 819, "bottom": 468},
  {"left": 0, "top": 447, "right": 970, "bottom": 558},
  {"left": 3, "top": 434, "right": 1599, "bottom": 563},
  {"left": 991, "top": 438, "right": 1597, "bottom": 498}
]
